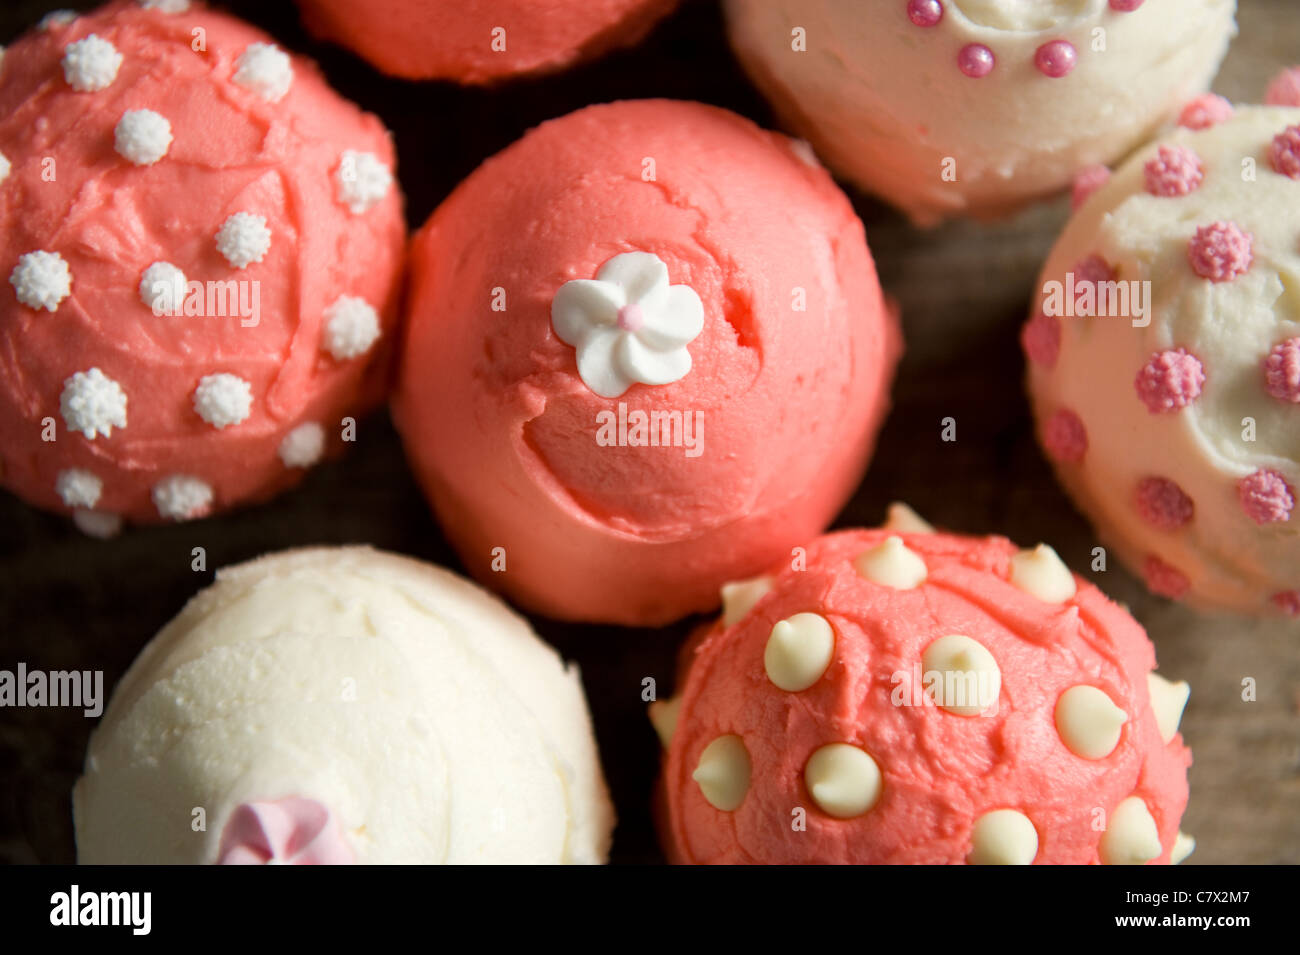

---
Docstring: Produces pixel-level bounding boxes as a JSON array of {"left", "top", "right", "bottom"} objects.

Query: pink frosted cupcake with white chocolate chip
[
  {"left": 0, "top": 1, "right": 404, "bottom": 533},
  {"left": 1025, "top": 101, "right": 1300, "bottom": 616}
]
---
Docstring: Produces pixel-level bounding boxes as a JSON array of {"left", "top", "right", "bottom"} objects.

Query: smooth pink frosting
[
  {"left": 0, "top": 2, "right": 405, "bottom": 524},
  {"left": 393, "top": 100, "right": 900, "bottom": 625},
  {"left": 298, "top": 0, "right": 677, "bottom": 83},
  {"left": 218, "top": 797, "right": 354, "bottom": 865},
  {"left": 661, "top": 529, "right": 1192, "bottom": 864}
]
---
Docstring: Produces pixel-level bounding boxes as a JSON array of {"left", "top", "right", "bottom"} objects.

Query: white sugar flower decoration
[{"left": 551, "top": 251, "right": 704, "bottom": 398}]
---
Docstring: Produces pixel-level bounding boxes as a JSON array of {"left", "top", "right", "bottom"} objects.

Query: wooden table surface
[{"left": 1, "top": 0, "right": 1296, "bottom": 865}]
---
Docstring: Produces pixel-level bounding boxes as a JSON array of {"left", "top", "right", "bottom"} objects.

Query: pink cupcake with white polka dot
[
  {"left": 0, "top": 1, "right": 404, "bottom": 533},
  {"left": 1025, "top": 95, "right": 1300, "bottom": 616}
]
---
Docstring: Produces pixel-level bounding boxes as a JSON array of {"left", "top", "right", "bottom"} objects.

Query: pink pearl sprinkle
[
  {"left": 1022, "top": 312, "right": 1060, "bottom": 368},
  {"left": 1178, "top": 94, "right": 1234, "bottom": 130},
  {"left": 1074, "top": 254, "right": 1116, "bottom": 285},
  {"left": 1143, "top": 555, "right": 1188, "bottom": 599},
  {"left": 1263, "top": 337, "right": 1300, "bottom": 403},
  {"left": 1136, "top": 477, "right": 1194, "bottom": 530},
  {"left": 1264, "top": 67, "right": 1300, "bottom": 107},
  {"left": 1143, "top": 144, "right": 1204, "bottom": 197},
  {"left": 1035, "top": 40, "right": 1076, "bottom": 78},
  {"left": 617, "top": 303, "right": 644, "bottom": 332},
  {"left": 1135, "top": 348, "right": 1205, "bottom": 413},
  {"left": 1043, "top": 409, "right": 1087, "bottom": 463},
  {"left": 907, "top": 0, "right": 943, "bottom": 27},
  {"left": 1270, "top": 125, "right": 1300, "bottom": 179},
  {"left": 1110, "top": 0, "right": 1145, "bottom": 10},
  {"left": 958, "top": 44, "right": 995, "bottom": 78},
  {"left": 1238, "top": 469, "right": 1294, "bottom": 525},
  {"left": 1071, "top": 165, "right": 1111, "bottom": 209},
  {"left": 1188, "top": 221, "right": 1253, "bottom": 282},
  {"left": 1271, "top": 591, "right": 1300, "bottom": 616}
]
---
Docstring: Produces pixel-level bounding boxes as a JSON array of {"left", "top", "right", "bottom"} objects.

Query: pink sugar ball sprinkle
[
  {"left": 1187, "top": 221, "right": 1253, "bottom": 282},
  {"left": 1264, "top": 67, "right": 1300, "bottom": 107},
  {"left": 1271, "top": 591, "right": 1300, "bottom": 616},
  {"left": 1043, "top": 409, "right": 1087, "bottom": 463},
  {"left": 1071, "top": 165, "right": 1111, "bottom": 209},
  {"left": 1270, "top": 125, "right": 1300, "bottom": 179},
  {"left": 1178, "top": 94, "right": 1234, "bottom": 130},
  {"left": 1035, "top": 40, "right": 1076, "bottom": 78},
  {"left": 1144, "top": 555, "right": 1189, "bottom": 599},
  {"left": 1109, "top": 0, "right": 1145, "bottom": 10},
  {"left": 1144, "top": 145, "right": 1204, "bottom": 197},
  {"left": 907, "top": 0, "right": 944, "bottom": 28},
  {"left": 1263, "top": 337, "right": 1300, "bottom": 403},
  {"left": 1074, "top": 253, "right": 1116, "bottom": 284},
  {"left": 958, "top": 43, "right": 995, "bottom": 78},
  {"left": 1135, "top": 348, "right": 1205, "bottom": 413},
  {"left": 1136, "top": 477, "right": 1194, "bottom": 530},
  {"left": 1238, "top": 469, "right": 1295, "bottom": 525},
  {"left": 1022, "top": 312, "right": 1060, "bottom": 368}
]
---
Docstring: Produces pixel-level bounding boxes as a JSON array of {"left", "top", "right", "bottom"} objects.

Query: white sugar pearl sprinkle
[
  {"left": 56, "top": 468, "right": 102, "bottom": 509},
  {"left": 323, "top": 295, "right": 381, "bottom": 360},
  {"left": 139, "top": 261, "right": 186, "bottom": 314},
  {"left": 114, "top": 109, "right": 172, "bottom": 166},
  {"left": 335, "top": 150, "right": 392, "bottom": 214},
  {"left": 233, "top": 43, "right": 293, "bottom": 103},
  {"left": 10, "top": 250, "right": 71, "bottom": 311},
  {"left": 215, "top": 212, "right": 271, "bottom": 269},
  {"left": 60, "top": 368, "right": 127, "bottom": 440},
  {"left": 278, "top": 422, "right": 325, "bottom": 468},
  {"left": 192, "top": 373, "right": 253, "bottom": 429},
  {"left": 62, "top": 34, "right": 123, "bottom": 91},
  {"left": 152, "top": 474, "right": 213, "bottom": 521}
]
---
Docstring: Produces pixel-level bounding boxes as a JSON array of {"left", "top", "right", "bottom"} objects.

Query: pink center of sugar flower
[
  {"left": 617, "top": 303, "right": 644, "bottom": 332},
  {"left": 1178, "top": 94, "right": 1234, "bottom": 130},
  {"left": 1238, "top": 469, "right": 1295, "bottom": 525},
  {"left": 1135, "top": 348, "right": 1205, "bottom": 413},
  {"left": 1135, "top": 476, "right": 1194, "bottom": 530},
  {"left": 1187, "top": 221, "right": 1253, "bottom": 282},
  {"left": 1143, "top": 555, "right": 1188, "bottom": 599},
  {"left": 1071, "top": 165, "right": 1111, "bottom": 209},
  {"left": 907, "top": 0, "right": 943, "bottom": 27},
  {"left": 1035, "top": 40, "right": 1076, "bottom": 78},
  {"left": 1021, "top": 312, "right": 1060, "bottom": 368},
  {"left": 1143, "top": 145, "right": 1204, "bottom": 197},
  {"left": 958, "top": 44, "right": 995, "bottom": 78},
  {"left": 1265, "top": 67, "right": 1300, "bottom": 107},
  {"left": 1270, "top": 125, "right": 1300, "bottom": 179},
  {"left": 1263, "top": 337, "right": 1300, "bottom": 402},
  {"left": 1043, "top": 409, "right": 1087, "bottom": 463}
]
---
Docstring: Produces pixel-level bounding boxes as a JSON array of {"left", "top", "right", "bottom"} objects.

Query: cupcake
[
  {"left": 392, "top": 99, "right": 901, "bottom": 626},
  {"left": 1025, "top": 102, "right": 1300, "bottom": 616},
  {"left": 0, "top": 1, "right": 404, "bottom": 534},
  {"left": 652, "top": 516, "right": 1193, "bottom": 864},
  {"left": 74, "top": 547, "right": 614, "bottom": 864},
  {"left": 297, "top": 0, "right": 677, "bottom": 83},
  {"left": 723, "top": 0, "right": 1237, "bottom": 223}
]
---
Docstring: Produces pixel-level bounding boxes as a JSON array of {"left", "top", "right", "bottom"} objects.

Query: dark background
[{"left": 2, "top": 0, "right": 1297, "bottom": 865}]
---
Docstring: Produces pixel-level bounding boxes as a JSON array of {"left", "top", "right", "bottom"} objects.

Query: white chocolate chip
[
  {"left": 335, "top": 150, "right": 392, "bottom": 214},
  {"left": 139, "top": 261, "right": 186, "bottom": 314},
  {"left": 192, "top": 373, "right": 253, "bottom": 429},
  {"left": 61, "top": 35, "right": 123, "bottom": 91},
  {"left": 0, "top": 150, "right": 10, "bottom": 183},
  {"left": 233, "top": 43, "right": 293, "bottom": 103},
  {"left": 648, "top": 695, "right": 681, "bottom": 749},
  {"left": 1147, "top": 672, "right": 1190, "bottom": 744},
  {"left": 60, "top": 368, "right": 127, "bottom": 439},
  {"left": 882, "top": 501, "right": 934, "bottom": 533},
  {"left": 1100, "top": 796, "right": 1162, "bottom": 865},
  {"left": 921, "top": 634, "right": 1001, "bottom": 716},
  {"left": 692, "top": 735, "right": 750, "bottom": 811},
  {"left": 969, "top": 809, "right": 1039, "bottom": 865},
  {"left": 114, "top": 109, "right": 172, "bottom": 166},
  {"left": 55, "top": 468, "right": 102, "bottom": 509},
  {"left": 215, "top": 212, "right": 271, "bottom": 269},
  {"left": 1171, "top": 831, "right": 1196, "bottom": 865},
  {"left": 1009, "top": 543, "right": 1077, "bottom": 602},
  {"left": 764, "top": 612, "right": 834, "bottom": 692},
  {"left": 73, "top": 509, "right": 122, "bottom": 539},
  {"left": 10, "top": 250, "right": 71, "bottom": 311},
  {"left": 152, "top": 474, "right": 213, "bottom": 521},
  {"left": 278, "top": 422, "right": 326, "bottom": 468},
  {"left": 720, "top": 574, "right": 772, "bottom": 627},
  {"left": 804, "top": 743, "right": 882, "bottom": 819},
  {"left": 854, "top": 535, "right": 927, "bottom": 589},
  {"left": 139, "top": 0, "right": 191, "bottom": 11},
  {"left": 1055, "top": 685, "right": 1127, "bottom": 759},
  {"left": 323, "top": 295, "right": 381, "bottom": 360}
]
